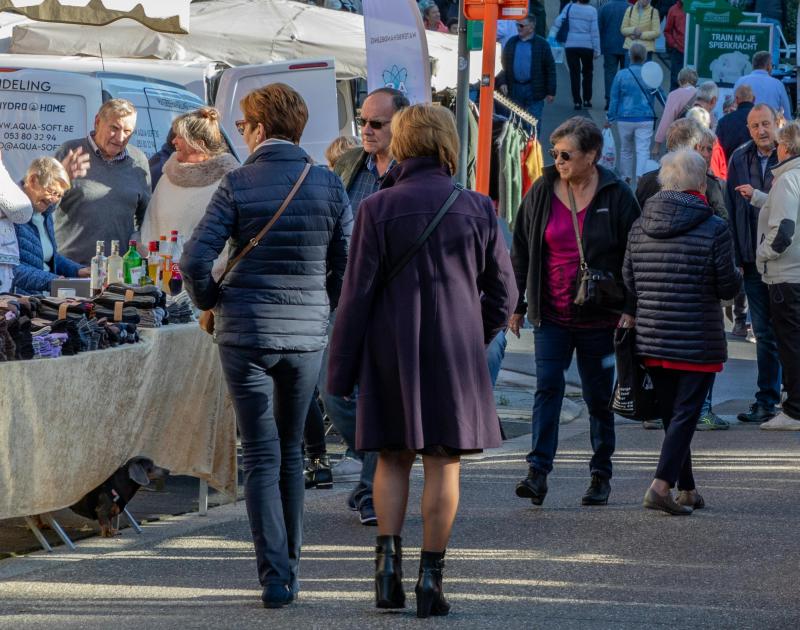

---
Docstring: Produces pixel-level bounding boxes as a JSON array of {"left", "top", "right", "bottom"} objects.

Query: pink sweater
[{"left": 654, "top": 86, "right": 697, "bottom": 144}]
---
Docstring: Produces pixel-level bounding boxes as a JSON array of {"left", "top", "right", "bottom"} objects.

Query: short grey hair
[
  {"left": 629, "top": 43, "right": 647, "bottom": 64},
  {"left": 666, "top": 118, "right": 704, "bottom": 151},
  {"left": 658, "top": 149, "right": 707, "bottom": 192},
  {"left": 97, "top": 98, "right": 136, "bottom": 120},
  {"left": 752, "top": 51, "right": 771, "bottom": 70},
  {"left": 25, "top": 156, "right": 70, "bottom": 190},
  {"left": 695, "top": 81, "right": 718, "bottom": 105},
  {"left": 778, "top": 121, "right": 800, "bottom": 157},
  {"left": 699, "top": 127, "right": 717, "bottom": 146},
  {"left": 677, "top": 67, "right": 698, "bottom": 87},
  {"left": 685, "top": 106, "right": 711, "bottom": 129}
]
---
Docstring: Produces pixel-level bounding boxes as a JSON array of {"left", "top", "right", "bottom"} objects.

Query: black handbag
[
  {"left": 555, "top": 5, "right": 571, "bottom": 44},
  {"left": 609, "top": 328, "right": 660, "bottom": 421},
  {"left": 566, "top": 186, "right": 624, "bottom": 308}
]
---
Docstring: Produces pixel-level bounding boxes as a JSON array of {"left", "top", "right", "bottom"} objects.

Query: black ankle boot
[
  {"left": 415, "top": 550, "right": 451, "bottom": 618},
  {"left": 375, "top": 535, "right": 405, "bottom": 609}
]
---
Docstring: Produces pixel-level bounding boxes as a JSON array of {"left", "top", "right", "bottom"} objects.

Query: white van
[
  {"left": 0, "top": 67, "right": 207, "bottom": 181},
  {"left": 0, "top": 54, "right": 349, "bottom": 171}
]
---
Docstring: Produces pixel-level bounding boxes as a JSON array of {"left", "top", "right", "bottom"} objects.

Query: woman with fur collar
[{"left": 141, "top": 107, "right": 239, "bottom": 267}]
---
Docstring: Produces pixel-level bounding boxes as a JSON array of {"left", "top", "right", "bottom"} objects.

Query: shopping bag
[
  {"left": 548, "top": 38, "right": 565, "bottom": 64},
  {"left": 609, "top": 328, "right": 660, "bottom": 421},
  {"left": 599, "top": 128, "right": 616, "bottom": 170}
]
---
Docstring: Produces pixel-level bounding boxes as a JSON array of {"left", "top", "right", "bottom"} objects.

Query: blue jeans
[
  {"left": 318, "top": 310, "right": 377, "bottom": 505},
  {"left": 742, "top": 263, "right": 782, "bottom": 408},
  {"left": 699, "top": 376, "right": 715, "bottom": 416},
  {"left": 218, "top": 345, "right": 323, "bottom": 593},
  {"left": 528, "top": 321, "right": 616, "bottom": 478},
  {"left": 487, "top": 330, "right": 507, "bottom": 386}
]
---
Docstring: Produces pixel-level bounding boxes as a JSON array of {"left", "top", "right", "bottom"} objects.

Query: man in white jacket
[{"left": 752, "top": 121, "right": 800, "bottom": 430}]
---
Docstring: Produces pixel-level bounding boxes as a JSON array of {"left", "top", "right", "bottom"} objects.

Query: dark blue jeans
[
  {"left": 742, "top": 263, "right": 782, "bottom": 409},
  {"left": 218, "top": 345, "right": 323, "bottom": 592},
  {"left": 528, "top": 321, "right": 616, "bottom": 478}
]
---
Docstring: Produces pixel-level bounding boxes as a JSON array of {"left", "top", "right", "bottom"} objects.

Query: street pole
[
  {"left": 474, "top": 0, "right": 498, "bottom": 195},
  {"left": 455, "top": 0, "right": 470, "bottom": 187}
]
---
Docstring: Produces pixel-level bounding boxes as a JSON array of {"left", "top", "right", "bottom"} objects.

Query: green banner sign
[
  {"left": 467, "top": 20, "right": 483, "bottom": 51},
  {"left": 694, "top": 22, "right": 772, "bottom": 85}
]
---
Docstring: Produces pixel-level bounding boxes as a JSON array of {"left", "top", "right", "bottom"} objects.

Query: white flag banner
[
  {"left": 363, "top": 0, "right": 431, "bottom": 104},
  {"left": 0, "top": 0, "right": 189, "bottom": 34}
]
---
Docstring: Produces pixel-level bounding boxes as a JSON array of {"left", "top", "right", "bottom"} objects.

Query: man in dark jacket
[
  {"left": 599, "top": 0, "right": 630, "bottom": 111},
  {"left": 325, "top": 87, "right": 409, "bottom": 526},
  {"left": 716, "top": 84, "right": 755, "bottom": 162},
  {"left": 725, "top": 103, "right": 782, "bottom": 424},
  {"left": 496, "top": 13, "right": 555, "bottom": 138}
]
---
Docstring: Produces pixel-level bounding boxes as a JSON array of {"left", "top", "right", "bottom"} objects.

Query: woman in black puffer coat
[{"left": 623, "top": 149, "right": 741, "bottom": 516}]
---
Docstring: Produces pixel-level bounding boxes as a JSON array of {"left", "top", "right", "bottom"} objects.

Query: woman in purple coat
[{"left": 327, "top": 104, "right": 517, "bottom": 618}]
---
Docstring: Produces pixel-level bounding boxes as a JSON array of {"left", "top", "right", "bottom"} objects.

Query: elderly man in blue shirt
[{"left": 733, "top": 51, "right": 792, "bottom": 119}]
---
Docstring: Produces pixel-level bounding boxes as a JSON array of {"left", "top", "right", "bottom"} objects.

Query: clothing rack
[{"left": 492, "top": 90, "right": 538, "bottom": 138}]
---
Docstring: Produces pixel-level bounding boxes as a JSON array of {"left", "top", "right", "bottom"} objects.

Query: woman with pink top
[{"left": 652, "top": 67, "right": 698, "bottom": 156}]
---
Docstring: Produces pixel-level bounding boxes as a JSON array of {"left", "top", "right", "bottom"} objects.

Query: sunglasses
[
  {"left": 549, "top": 149, "right": 575, "bottom": 161},
  {"left": 356, "top": 117, "right": 390, "bottom": 130},
  {"left": 235, "top": 119, "right": 247, "bottom": 136},
  {"left": 516, "top": 22, "right": 531, "bottom": 29}
]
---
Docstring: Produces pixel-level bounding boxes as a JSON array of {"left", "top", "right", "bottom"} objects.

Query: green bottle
[{"left": 122, "top": 240, "right": 143, "bottom": 285}]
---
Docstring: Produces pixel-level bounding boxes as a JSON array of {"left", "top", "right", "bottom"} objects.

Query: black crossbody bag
[{"left": 382, "top": 184, "right": 463, "bottom": 285}]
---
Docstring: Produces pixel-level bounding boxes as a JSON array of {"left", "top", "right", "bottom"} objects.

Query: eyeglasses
[
  {"left": 516, "top": 22, "right": 530, "bottom": 29},
  {"left": 549, "top": 149, "right": 574, "bottom": 161},
  {"left": 356, "top": 117, "right": 391, "bottom": 130},
  {"left": 235, "top": 119, "right": 247, "bottom": 136}
]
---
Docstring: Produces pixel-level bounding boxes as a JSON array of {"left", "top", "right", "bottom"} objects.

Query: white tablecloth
[{"left": 0, "top": 324, "right": 236, "bottom": 520}]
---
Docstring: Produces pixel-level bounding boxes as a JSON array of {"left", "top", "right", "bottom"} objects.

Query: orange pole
[{"left": 475, "top": 0, "right": 499, "bottom": 196}]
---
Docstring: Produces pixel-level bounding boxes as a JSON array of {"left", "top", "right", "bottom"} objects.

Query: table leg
[{"left": 24, "top": 517, "right": 52, "bottom": 552}]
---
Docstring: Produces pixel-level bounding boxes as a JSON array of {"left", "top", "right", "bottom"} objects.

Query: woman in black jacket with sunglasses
[{"left": 510, "top": 116, "right": 640, "bottom": 509}]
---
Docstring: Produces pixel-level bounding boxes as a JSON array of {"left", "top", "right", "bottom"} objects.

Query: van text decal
[{"left": 0, "top": 79, "right": 51, "bottom": 92}]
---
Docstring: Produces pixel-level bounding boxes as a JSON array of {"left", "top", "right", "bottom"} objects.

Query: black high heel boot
[
  {"left": 375, "top": 535, "right": 405, "bottom": 608},
  {"left": 415, "top": 550, "right": 451, "bottom": 618}
]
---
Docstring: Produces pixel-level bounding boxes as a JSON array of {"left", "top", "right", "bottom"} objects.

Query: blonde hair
[
  {"left": 324, "top": 136, "right": 360, "bottom": 168},
  {"left": 25, "top": 157, "right": 70, "bottom": 190},
  {"left": 172, "top": 107, "right": 227, "bottom": 156},
  {"left": 390, "top": 104, "right": 458, "bottom": 175},
  {"left": 97, "top": 98, "right": 136, "bottom": 121},
  {"left": 778, "top": 121, "right": 800, "bottom": 156}
]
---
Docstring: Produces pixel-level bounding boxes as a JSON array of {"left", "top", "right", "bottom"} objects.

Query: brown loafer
[
  {"left": 676, "top": 490, "right": 705, "bottom": 509},
  {"left": 643, "top": 488, "right": 693, "bottom": 515}
]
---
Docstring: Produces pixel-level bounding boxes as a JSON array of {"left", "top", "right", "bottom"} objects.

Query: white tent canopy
[{"left": 7, "top": 0, "right": 499, "bottom": 89}]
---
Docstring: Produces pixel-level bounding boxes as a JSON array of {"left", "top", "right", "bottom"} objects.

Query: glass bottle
[
  {"left": 89, "top": 240, "right": 107, "bottom": 296},
  {"left": 147, "top": 241, "right": 161, "bottom": 286},
  {"left": 123, "top": 240, "right": 143, "bottom": 285},
  {"left": 107, "top": 240, "right": 124, "bottom": 285}
]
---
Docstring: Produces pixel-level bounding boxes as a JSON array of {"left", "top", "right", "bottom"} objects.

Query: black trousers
[
  {"left": 566, "top": 47, "right": 594, "bottom": 105},
  {"left": 649, "top": 368, "right": 715, "bottom": 490},
  {"left": 768, "top": 282, "right": 800, "bottom": 419}
]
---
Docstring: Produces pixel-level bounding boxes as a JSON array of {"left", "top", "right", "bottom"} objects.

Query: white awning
[{"left": 8, "top": 0, "right": 499, "bottom": 89}]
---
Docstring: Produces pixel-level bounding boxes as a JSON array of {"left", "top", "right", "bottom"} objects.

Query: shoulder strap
[
  {"left": 627, "top": 68, "right": 657, "bottom": 118},
  {"left": 384, "top": 184, "right": 463, "bottom": 285},
  {"left": 566, "top": 185, "right": 588, "bottom": 271},
  {"left": 218, "top": 162, "right": 312, "bottom": 284}
]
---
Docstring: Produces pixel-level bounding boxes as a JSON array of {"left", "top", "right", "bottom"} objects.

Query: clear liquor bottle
[
  {"left": 89, "top": 240, "right": 107, "bottom": 295},
  {"left": 107, "top": 240, "right": 124, "bottom": 285}
]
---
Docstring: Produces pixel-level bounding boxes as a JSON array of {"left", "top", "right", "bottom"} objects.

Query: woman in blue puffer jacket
[
  {"left": 607, "top": 43, "right": 656, "bottom": 187},
  {"left": 13, "top": 157, "right": 88, "bottom": 294},
  {"left": 181, "top": 83, "right": 352, "bottom": 609}
]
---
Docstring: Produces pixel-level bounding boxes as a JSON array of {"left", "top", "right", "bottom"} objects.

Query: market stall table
[{"left": 0, "top": 323, "right": 236, "bottom": 522}]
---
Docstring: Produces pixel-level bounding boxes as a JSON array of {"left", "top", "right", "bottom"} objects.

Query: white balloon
[{"left": 641, "top": 61, "right": 664, "bottom": 90}]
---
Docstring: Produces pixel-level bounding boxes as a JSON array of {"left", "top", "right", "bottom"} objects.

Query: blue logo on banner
[{"left": 382, "top": 65, "right": 408, "bottom": 93}]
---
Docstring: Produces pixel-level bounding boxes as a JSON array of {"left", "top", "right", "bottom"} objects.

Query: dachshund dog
[{"left": 70, "top": 456, "right": 170, "bottom": 537}]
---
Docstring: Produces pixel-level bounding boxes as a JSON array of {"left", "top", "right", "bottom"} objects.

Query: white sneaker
[
  {"left": 331, "top": 456, "right": 363, "bottom": 481},
  {"left": 759, "top": 412, "right": 800, "bottom": 431}
]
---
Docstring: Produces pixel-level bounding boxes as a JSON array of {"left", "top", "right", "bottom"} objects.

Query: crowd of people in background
[{"left": 4, "top": 0, "right": 800, "bottom": 619}]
